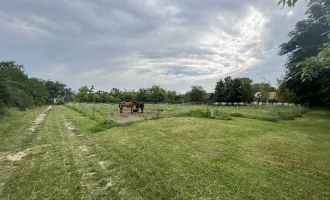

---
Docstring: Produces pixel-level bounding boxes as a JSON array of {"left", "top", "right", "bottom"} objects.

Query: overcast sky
[{"left": 0, "top": 0, "right": 308, "bottom": 93}]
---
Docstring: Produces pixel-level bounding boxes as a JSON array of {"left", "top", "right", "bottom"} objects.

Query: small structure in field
[
  {"left": 119, "top": 101, "right": 144, "bottom": 114},
  {"left": 204, "top": 93, "right": 214, "bottom": 104}
]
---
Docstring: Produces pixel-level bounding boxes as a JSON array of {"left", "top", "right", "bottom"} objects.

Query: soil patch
[
  {"left": 6, "top": 149, "right": 31, "bottom": 161},
  {"left": 78, "top": 145, "right": 89, "bottom": 152},
  {"left": 65, "top": 121, "right": 75, "bottom": 131},
  {"left": 28, "top": 106, "right": 52, "bottom": 133},
  {"left": 112, "top": 115, "right": 145, "bottom": 123}
]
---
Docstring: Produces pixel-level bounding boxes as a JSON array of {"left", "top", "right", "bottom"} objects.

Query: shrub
[{"left": 90, "top": 120, "right": 117, "bottom": 132}]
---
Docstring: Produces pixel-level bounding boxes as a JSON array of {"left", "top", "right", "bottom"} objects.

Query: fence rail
[{"left": 65, "top": 102, "right": 308, "bottom": 123}]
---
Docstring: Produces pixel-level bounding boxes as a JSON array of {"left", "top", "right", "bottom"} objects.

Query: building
[{"left": 204, "top": 93, "right": 214, "bottom": 104}]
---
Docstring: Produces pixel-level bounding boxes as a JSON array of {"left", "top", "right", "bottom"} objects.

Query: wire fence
[{"left": 65, "top": 102, "right": 308, "bottom": 123}]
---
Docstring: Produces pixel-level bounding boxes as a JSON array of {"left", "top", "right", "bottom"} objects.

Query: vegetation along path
[{"left": 0, "top": 106, "right": 329, "bottom": 199}]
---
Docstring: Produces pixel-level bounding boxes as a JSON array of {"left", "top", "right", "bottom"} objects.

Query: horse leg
[
  {"left": 131, "top": 106, "right": 133, "bottom": 114},
  {"left": 120, "top": 107, "right": 123, "bottom": 113}
]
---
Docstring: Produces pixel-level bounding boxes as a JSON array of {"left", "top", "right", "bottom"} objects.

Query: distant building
[
  {"left": 268, "top": 92, "right": 277, "bottom": 100},
  {"left": 204, "top": 93, "right": 214, "bottom": 104}
]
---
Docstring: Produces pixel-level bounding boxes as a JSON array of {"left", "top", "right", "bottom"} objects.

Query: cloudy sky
[{"left": 0, "top": 0, "right": 308, "bottom": 93}]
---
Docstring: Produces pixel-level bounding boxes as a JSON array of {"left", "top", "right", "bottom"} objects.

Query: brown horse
[{"left": 119, "top": 101, "right": 144, "bottom": 114}]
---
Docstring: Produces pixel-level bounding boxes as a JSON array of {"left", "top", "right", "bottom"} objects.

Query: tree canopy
[
  {"left": 0, "top": 61, "right": 71, "bottom": 113},
  {"left": 278, "top": 0, "right": 330, "bottom": 105}
]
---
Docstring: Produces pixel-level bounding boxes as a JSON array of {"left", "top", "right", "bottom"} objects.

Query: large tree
[
  {"left": 76, "top": 86, "right": 89, "bottom": 102},
  {"left": 187, "top": 85, "right": 206, "bottom": 102},
  {"left": 0, "top": 61, "right": 33, "bottom": 110},
  {"left": 278, "top": 0, "right": 330, "bottom": 105},
  {"left": 28, "top": 78, "right": 48, "bottom": 106},
  {"left": 44, "top": 80, "right": 67, "bottom": 98}
]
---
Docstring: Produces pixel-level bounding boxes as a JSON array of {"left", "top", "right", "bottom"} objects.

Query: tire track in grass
[
  {"left": 0, "top": 106, "right": 51, "bottom": 198},
  {"left": 61, "top": 106, "right": 132, "bottom": 199},
  {"left": 61, "top": 112, "right": 117, "bottom": 198},
  {"left": 1, "top": 106, "right": 100, "bottom": 199},
  {"left": 4, "top": 106, "right": 53, "bottom": 162}
]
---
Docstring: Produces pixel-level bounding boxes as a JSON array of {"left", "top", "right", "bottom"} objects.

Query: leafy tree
[
  {"left": 187, "top": 85, "right": 206, "bottom": 102},
  {"left": 214, "top": 79, "right": 226, "bottom": 102},
  {"left": 277, "top": 78, "right": 297, "bottom": 103},
  {"left": 167, "top": 90, "right": 178, "bottom": 103},
  {"left": 149, "top": 85, "right": 167, "bottom": 103},
  {"left": 0, "top": 61, "right": 33, "bottom": 110},
  {"left": 110, "top": 88, "right": 121, "bottom": 99},
  {"left": 44, "top": 80, "right": 67, "bottom": 98},
  {"left": 137, "top": 88, "right": 149, "bottom": 102},
  {"left": 215, "top": 77, "right": 254, "bottom": 103},
  {"left": 240, "top": 78, "right": 254, "bottom": 103},
  {"left": 76, "top": 86, "right": 89, "bottom": 102},
  {"left": 278, "top": 0, "right": 330, "bottom": 105},
  {"left": 28, "top": 78, "right": 48, "bottom": 106},
  {"left": 120, "top": 90, "right": 137, "bottom": 101}
]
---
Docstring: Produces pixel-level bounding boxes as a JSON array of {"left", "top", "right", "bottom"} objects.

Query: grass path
[
  {"left": 0, "top": 106, "right": 330, "bottom": 199},
  {"left": 0, "top": 107, "right": 113, "bottom": 199}
]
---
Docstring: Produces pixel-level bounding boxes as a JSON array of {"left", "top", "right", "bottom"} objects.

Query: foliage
[
  {"left": 76, "top": 86, "right": 89, "bottom": 102},
  {"left": 277, "top": 78, "right": 297, "bottom": 103},
  {"left": 254, "top": 81, "right": 275, "bottom": 103},
  {"left": 44, "top": 80, "right": 67, "bottom": 98},
  {"left": 278, "top": 0, "right": 330, "bottom": 106},
  {"left": 278, "top": 0, "right": 299, "bottom": 7},
  {"left": 90, "top": 119, "right": 117, "bottom": 132},
  {"left": 148, "top": 85, "right": 167, "bottom": 103},
  {"left": 186, "top": 85, "right": 206, "bottom": 102},
  {"left": 0, "top": 61, "right": 72, "bottom": 113},
  {"left": 28, "top": 78, "right": 48, "bottom": 106},
  {"left": 215, "top": 77, "right": 255, "bottom": 103}
]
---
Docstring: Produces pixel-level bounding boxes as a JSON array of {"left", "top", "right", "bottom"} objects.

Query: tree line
[
  {"left": 0, "top": 61, "right": 72, "bottom": 114},
  {"left": 0, "top": 59, "right": 291, "bottom": 116},
  {"left": 72, "top": 77, "right": 280, "bottom": 104}
]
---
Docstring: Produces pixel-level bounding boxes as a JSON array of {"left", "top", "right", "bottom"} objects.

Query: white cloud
[{"left": 0, "top": 0, "right": 308, "bottom": 92}]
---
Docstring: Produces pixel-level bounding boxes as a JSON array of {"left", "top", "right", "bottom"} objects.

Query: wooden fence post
[
  {"left": 92, "top": 103, "right": 95, "bottom": 119},
  {"left": 107, "top": 103, "right": 111, "bottom": 121},
  {"left": 271, "top": 103, "right": 275, "bottom": 121}
]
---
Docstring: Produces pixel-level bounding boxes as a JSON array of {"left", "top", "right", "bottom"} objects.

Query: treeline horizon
[{"left": 1, "top": 60, "right": 296, "bottom": 116}]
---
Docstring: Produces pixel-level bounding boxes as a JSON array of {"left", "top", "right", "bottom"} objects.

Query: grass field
[
  {"left": 66, "top": 102, "right": 307, "bottom": 123},
  {"left": 0, "top": 105, "right": 329, "bottom": 199}
]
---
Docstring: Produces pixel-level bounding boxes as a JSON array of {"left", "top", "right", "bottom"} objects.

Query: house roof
[
  {"left": 268, "top": 92, "right": 277, "bottom": 100},
  {"left": 204, "top": 93, "right": 214, "bottom": 100}
]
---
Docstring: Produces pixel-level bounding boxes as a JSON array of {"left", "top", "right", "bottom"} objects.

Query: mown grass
[
  {"left": 0, "top": 106, "right": 329, "bottom": 199},
  {"left": 64, "top": 106, "right": 330, "bottom": 199}
]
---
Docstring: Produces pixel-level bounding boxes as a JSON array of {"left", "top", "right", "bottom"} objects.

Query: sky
[{"left": 0, "top": 0, "right": 308, "bottom": 93}]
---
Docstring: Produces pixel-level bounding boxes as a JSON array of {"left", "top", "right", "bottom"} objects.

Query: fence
[{"left": 65, "top": 102, "right": 308, "bottom": 123}]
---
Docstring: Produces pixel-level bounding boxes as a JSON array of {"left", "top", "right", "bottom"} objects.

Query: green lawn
[{"left": 0, "top": 106, "right": 329, "bottom": 199}]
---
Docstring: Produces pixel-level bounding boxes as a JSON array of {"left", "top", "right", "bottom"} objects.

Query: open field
[
  {"left": 0, "top": 105, "right": 329, "bottom": 199},
  {"left": 66, "top": 102, "right": 308, "bottom": 123}
]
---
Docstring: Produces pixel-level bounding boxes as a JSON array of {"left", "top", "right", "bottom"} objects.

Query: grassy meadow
[
  {"left": 0, "top": 105, "right": 329, "bottom": 199},
  {"left": 66, "top": 102, "right": 307, "bottom": 123}
]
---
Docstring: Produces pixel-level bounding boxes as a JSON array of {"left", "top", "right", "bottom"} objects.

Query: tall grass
[{"left": 65, "top": 102, "right": 307, "bottom": 122}]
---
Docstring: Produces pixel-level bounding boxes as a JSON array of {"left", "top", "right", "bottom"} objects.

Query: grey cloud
[{"left": 0, "top": 0, "right": 307, "bottom": 92}]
